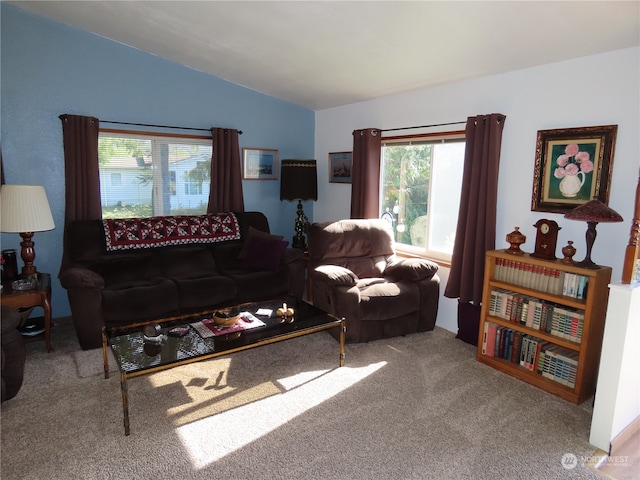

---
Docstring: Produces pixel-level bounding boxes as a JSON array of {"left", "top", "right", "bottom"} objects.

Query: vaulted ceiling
[{"left": 8, "top": 1, "right": 640, "bottom": 110}]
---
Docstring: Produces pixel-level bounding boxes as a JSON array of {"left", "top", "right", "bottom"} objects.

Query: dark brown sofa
[
  {"left": 1, "top": 306, "right": 26, "bottom": 402},
  {"left": 59, "top": 212, "right": 304, "bottom": 350},
  {"left": 307, "top": 219, "right": 440, "bottom": 343}
]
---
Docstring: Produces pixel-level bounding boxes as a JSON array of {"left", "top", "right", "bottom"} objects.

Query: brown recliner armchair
[{"left": 307, "top": 219, "right": 440, "bottom": 343}]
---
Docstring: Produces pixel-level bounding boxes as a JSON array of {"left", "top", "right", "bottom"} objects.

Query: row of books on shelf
[
  {"left": 494, "top": 257, "right": 589, "bottom": 299},
  {"left": 481, "top": 322, "right": 578, "bottom": 388},
  {"left": 488, "top": 289, "right": 584, "bottom": 342}
]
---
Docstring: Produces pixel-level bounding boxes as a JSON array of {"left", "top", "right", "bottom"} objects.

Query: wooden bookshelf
[{"left": 477, "top": 249, "right": 612, "bottom": 404}]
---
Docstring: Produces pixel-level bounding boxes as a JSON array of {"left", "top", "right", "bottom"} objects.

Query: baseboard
[{"left": 610, "top": 415, "right": 640, "bottom": 456}]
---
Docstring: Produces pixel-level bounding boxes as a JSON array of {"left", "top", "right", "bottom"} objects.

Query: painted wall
[
  {"left": 0, "top": 4, "right": 315, "bottom": 318},
  {"left": 314, "top": 46, "right": 640, "bottom": 333},
  {"left": 590, "top": 283, "right": 640, "bottom": 451}
]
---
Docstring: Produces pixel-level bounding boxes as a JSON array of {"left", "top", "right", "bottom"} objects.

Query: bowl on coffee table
[{"left": 213, "top": 309, "right": 240, "bottom": 327}]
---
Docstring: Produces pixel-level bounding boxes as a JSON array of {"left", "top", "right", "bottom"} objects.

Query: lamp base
[
  {"left": 19, "top": 231, "right": 39, "bottom": 278},
  {"left": 291, "top": 200, "right": 310, "bottom": 250},
  {"left": 292, "top": 234, "right": 307, "bottom": 250},
  {"left": 574, "top": 258, "right": 601, "bottom": 269}
]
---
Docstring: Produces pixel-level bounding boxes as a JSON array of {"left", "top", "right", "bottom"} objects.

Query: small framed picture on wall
[
  {"left": 328, "top": 151, "right": 352, "bottom": 184},
  {"left": 242, "top": 148, "right": 278, "bottom": 180}
]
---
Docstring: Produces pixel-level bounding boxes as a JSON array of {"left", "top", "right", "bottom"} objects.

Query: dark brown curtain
[
  {"left": 208, "top": 127, "right": 244, "bottom": 213},
  {"left": 59, "top": 114, "right": 101, "bottom": 225},
  {"left": 59, "top": 114, "right": 101, "bottom": 274},
  {"left": 445, "top": 113, "right": 506, "bottom": 306},
  {"left": 350, "top": 128, "right": 381, "bottom": 219}
]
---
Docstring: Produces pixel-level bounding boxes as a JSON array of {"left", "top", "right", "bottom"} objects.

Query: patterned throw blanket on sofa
[{"left": 102, "top": 212, "right": 241, "bottom": 251}]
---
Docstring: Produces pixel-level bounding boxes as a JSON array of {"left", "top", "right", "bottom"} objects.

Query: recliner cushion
[{"left": 357, "top": 279, "right": 419, "bottom": 320}]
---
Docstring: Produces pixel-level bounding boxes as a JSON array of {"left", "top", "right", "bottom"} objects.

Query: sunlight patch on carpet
[{"left": 177, "top": 361, "right": 387, "bottom": 469}]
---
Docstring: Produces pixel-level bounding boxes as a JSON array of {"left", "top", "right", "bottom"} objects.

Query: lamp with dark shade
[
  {"left": 0, "top": 184, "right": 55, "bottom": 277},
  {"left": 280, "top": 160, "right": 317, "bottom": 249},
  {"left": 564, "top": 199, "right": 623, "bottom": 269}
]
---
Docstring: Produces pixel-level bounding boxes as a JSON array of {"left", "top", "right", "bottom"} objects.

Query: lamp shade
[
  {"left": 564, "top": 198, "right": 623, "bottom": 223},
  {"left": 0, "top": 185, "right": 55, "bottom": 233},
  {"left": 280, "top": 160, "right": 318, "bottom": 201}
]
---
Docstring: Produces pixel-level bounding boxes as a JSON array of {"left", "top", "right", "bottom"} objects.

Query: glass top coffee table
[{"left": 102, "top": 299, "right": 345, "bottom": 435}]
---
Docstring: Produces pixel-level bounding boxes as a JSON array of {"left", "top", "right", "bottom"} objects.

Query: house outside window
[
  {"left": 98, "top": 131, "right": 212, "bottom": 219},
  {"left": 110, "top": 173, "right": 122, "bottom": 187},
  {"left": 380, "top": 131, "right": 465, "bottom": 263}
]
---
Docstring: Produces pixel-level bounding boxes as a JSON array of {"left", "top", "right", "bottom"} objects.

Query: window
[
  {"left": 380, "top": 131, "right": 465, "bottom": 263},
  {"left": 110, "top": 173, "right": 122, "bottom": 187},
  {"left": 98, "top": 131, "right": 212, "bottom": 219}
]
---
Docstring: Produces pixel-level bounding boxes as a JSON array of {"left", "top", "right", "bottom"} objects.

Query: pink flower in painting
[
  {"left": 575, "top": 151, "right": 590, "bottom": 163},
  {"left": 554, "top": 167, "right": 566, "bottom": 179},
  {"left": 556, "top": 154, "right": 569, "bottom": 167},
  {"left": 580, "top": 159, "right": 594, "bottom": 173},
  {"left": 565, "top": 144, "right": 579, "bottom": 157},
  {"left": 565, "top": 163, "right": 579, "bottom": 176},
  {"left": 554, "top": 144, "right": 592, "bottom": 178}
]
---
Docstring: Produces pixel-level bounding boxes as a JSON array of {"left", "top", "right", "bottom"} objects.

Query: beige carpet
[{"left": 1, "top": 318, "right": 610, "bottom": 480}]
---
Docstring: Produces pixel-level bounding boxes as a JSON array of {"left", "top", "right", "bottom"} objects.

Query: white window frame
[
  {"left": 380, "top": 130, "right": 466, "bottom": 264},
  {"left": 98, "top": 129, "right": 212, "bottom": 218}
]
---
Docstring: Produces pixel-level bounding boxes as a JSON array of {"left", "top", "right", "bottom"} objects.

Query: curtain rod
[
  {"left": 379, "top": 120, "right": 466, "bottom": 133},
  {"left": 100, "top": 119, "right": 243, "bottom": 135}
]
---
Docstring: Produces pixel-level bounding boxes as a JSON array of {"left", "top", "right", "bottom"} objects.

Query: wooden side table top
[{"left": 1, "top": 272, "right": 52, "bottom": 352}]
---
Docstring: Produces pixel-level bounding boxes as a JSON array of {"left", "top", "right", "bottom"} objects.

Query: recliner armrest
[
  {"left": 384, "top": 257, "right": 439, "bottom": 282},
  {"left": 311, "top": 265, "right": 358, "bottom": 286},
  {"left": 59, "top": 267, "right": 105, "bottom": 289}
]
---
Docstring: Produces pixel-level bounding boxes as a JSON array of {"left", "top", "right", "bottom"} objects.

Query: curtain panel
[
  {"left": 350, "top": 128, "right": 382, "bottom": 219},
  {"left": 58, "top": 114, "right": 101, "bottom": 274},
  {"left": 444, "top": 113, "right": 506, "bottom": 306},
  {"left": 208, "top": 128, "right": 244, "bottom": 213}
]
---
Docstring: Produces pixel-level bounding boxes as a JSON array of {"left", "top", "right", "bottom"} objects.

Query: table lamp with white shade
[{"left": 0, "top": 184, "right": 55, "bottom": 277}]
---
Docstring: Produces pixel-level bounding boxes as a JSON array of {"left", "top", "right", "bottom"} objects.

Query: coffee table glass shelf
[{"left": 102, "top": 300, "right": 345, "bottom": 435}]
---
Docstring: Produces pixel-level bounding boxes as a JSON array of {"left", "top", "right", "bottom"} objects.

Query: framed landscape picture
[
  {"left": 242, "top": 148, "right": 278, "bottom": 180},
  {"left": 328, "top": 151, "right": 352, "bottom": 183},
  {"left": 531, "top": 125, "right": 617, "bottom": 213}
]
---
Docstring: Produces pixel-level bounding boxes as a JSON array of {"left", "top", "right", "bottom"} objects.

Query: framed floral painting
[{"left": 531, "top": 125, "right": 617, "bottom": 214}]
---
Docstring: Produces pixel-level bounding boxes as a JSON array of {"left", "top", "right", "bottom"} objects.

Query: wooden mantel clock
[{"left": 531, "top": 219, "right": 561, "bottom": 260}]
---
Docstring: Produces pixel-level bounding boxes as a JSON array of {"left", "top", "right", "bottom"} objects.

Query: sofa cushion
[
  {"left": 243, "top": 236, "right": 289, "bottom": 272},
  {"left": 159, "top": 248, "right": 218, "bottom": 278},
  {"left": 102, "top": 277, "right": 180, "bottom": 326},
  {"left": 173, "top": 276, "right": 237, "bottom": 312},
  {"left": 237, "top": 226, "right": 283, "bottom": 260},
  {"left": 228, "top": 268, "right": 292, "bottom": 303},
  {"left": 92, "top": 255, "right": 161, "bottom": 288}
]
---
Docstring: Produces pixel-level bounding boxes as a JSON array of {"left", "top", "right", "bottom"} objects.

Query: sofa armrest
[
  {"left": 384, "top": 257, "right": 439, "bottom": 282},
  {"left": 311, "top": 265, "right": 358, "bottom": 287},
  {"left": 59, "top": 267, "right": 105, "bottom": 290},
  {"left": 281, "top": 247, "right": 304, "bottom": 264}
]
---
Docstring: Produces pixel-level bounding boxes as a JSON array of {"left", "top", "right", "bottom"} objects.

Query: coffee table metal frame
[{"left": 102, "top": 301, "right": 345, "bottom": 435}]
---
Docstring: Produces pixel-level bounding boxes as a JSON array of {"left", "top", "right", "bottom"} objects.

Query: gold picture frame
[{"left": 531, "top": 125, "right": 617, "bottom": 213}]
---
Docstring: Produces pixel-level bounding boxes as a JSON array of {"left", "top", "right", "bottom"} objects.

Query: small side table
[{"left": 1, "top": 273, "right": 52, "bottom": 352}]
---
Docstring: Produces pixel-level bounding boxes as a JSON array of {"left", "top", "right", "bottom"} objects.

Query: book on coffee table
[{"left": 191, "top": 313, "right": 266, "bottom": 339}]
